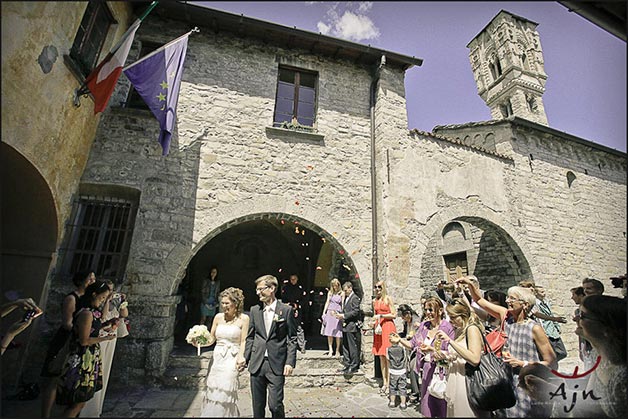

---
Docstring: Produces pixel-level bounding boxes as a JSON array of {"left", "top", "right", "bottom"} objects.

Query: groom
[{"left": 241, "top": 274, "right": 298, "bottom": 418}]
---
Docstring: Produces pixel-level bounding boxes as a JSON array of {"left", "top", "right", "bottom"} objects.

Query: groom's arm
[
  {"left": 244, "top": 307, "right": 256, "bottom": 363},
  {"left": 285, "top": 304, "right": 298, "bottom": 369}
]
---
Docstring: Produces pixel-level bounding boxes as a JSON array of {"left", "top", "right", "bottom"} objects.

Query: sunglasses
[
  {"left": 374, "top": 285, "right": 382, "bottom": 289},
  {"left": 577, "top": 312, "right": 601, "bottom": 322}
]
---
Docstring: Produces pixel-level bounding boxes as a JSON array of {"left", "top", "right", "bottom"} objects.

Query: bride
[{"left": 193, "top": 287, "right": 249, "bottom": 417}]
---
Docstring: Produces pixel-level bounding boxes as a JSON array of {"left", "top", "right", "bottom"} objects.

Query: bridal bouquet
[{"left": 186, "top": 325, "right": 214, "bottom": 356}]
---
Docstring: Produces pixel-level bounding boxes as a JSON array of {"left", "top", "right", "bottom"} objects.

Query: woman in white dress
[
  {"left": 196, "top": 287, "right": 249, "bottom": 417},
  {"left": 435, "top": 298, "right": 488, "bottom": 418}
]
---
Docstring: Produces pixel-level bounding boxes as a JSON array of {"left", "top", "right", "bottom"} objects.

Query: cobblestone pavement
[
  {"left": 100, "top": 379, "right": 420, "bottom": 418},
  {"left": 2, "top": 357, "right": 583, "bottom": 418}
]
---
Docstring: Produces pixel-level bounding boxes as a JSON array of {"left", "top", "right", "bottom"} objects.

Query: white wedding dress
[{"left": 200, "top": 323, "right": 242, "bottom": 417}]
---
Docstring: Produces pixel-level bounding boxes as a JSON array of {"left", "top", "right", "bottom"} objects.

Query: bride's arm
[{"left": 207, "top": 314, "right": 219, "bottom": 346}]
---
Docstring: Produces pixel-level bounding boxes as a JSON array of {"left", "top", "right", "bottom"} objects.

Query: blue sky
[{"left": 199, "top": 1, "right": 626, "bottom": 152}]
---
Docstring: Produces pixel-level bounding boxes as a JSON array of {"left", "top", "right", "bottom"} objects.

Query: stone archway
[
  {"left": 421, "top": 216, "right": 532, "bottom": 291},
  {"left": 409, "top": 202, "right": 536, "bottom": 294},
  {"left": 172, "top": 212, "right": 363, "bottom": 351},
  {"left": 1, "top": 142, "right": 58, "bottom": 386}
]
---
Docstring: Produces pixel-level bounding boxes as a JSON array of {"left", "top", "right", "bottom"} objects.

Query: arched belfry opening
[{"left": 173, "top": 213, "right": 361, "bottom": 351}]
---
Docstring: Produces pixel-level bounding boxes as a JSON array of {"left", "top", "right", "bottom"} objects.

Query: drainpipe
[{"left": 370, "top": 55, "right": 386, "bottom": 289}]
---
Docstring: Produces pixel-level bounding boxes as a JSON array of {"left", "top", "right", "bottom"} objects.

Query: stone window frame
[
  {"left": 58, "top": 185, "right": 139, "bottom": 284},
  {"left": 66, "top": 0, "right": 117, "bottom": 79},
  {"left": 272, "top": 65, "right": 319, "bottom": 129}
]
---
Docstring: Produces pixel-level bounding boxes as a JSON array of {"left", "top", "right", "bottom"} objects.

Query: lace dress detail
[{"left": 200, "top": 323, "right": 242, "bottom": 417}]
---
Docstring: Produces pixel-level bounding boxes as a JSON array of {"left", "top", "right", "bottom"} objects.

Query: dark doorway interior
[
  {"left": 173, "top": 216, "right": 360, "bottom": 351},
  {"left": 1, "top": 143, "right": 58, "bottom": 387}
]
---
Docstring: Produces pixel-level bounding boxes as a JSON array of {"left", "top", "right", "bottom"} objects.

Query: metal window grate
[{"left": 60, "top": 195, "right": 137, "bottom": 284}]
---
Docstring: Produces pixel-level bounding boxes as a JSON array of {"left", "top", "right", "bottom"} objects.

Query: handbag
[
  {"left": 465, "top": 332, "right": 516, "bottom": 411},
  {"left": 374, "top": 322, "right": 382, "bottom": 335},
  {"left": 485, "top": 316, "right": 507, "bottom": 357},
  {"left": 427, "top": 365, "right": 448, "bottom": 399}
]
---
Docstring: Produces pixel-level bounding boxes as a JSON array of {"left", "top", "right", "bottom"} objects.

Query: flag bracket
[{"left": 73, "top": 86, "right": 90, "bottom": 108}]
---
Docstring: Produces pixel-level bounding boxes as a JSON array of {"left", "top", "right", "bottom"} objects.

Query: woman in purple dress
[
  {"left": 395, "top": 296, "right": 454, "bottom": 417},
  {"left": 320, "top": 278, "right": 343, "bottom": 357}
]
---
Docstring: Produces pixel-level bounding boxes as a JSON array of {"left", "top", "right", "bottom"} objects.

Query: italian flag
[{"left": 85, "top": 19, "right": 141, "bottom": 114}]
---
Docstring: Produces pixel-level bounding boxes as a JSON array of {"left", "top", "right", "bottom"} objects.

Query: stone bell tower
[{"left": 467, "top": 10, "right": 549, "bottom": 126}]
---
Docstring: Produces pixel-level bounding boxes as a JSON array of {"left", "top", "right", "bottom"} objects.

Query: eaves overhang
[{"left": 135, "top": 1, "right": 423, "bottom": 71}]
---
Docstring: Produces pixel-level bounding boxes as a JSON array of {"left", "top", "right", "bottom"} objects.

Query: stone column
[{"left": 113, "top": 294, "right": 181, "bottom": 384}]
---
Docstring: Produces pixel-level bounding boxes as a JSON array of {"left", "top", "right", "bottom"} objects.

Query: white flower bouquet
[{"left": 186, "top": 324, "right": 214, "bottom": 356}]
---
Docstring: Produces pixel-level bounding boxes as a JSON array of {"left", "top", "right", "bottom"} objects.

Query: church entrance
[{"left": 173, "top": 213, "right": 361, "bottom": 352}]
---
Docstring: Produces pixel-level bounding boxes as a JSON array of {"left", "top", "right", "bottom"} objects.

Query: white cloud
[
  {"left": 315, "top": 2, "right": 380, "bottom": 42},
  {"left": 317, "top": 21, "right": 331, "bottom": 35},
  {"left": 335, "top": 11, "right": 379, "bottom": 41}
]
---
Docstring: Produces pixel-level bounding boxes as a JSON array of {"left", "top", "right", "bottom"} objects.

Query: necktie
[{"left": 264, "top": 306, "right": 273, "bottom": 335}]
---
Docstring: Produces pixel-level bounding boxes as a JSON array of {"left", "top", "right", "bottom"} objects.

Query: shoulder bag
[
  {"left": 485, "top": 316, "right": 507, "bottom": 357},
  {"left": 465, "top": 331, "right": 516, "bottom": 411}
]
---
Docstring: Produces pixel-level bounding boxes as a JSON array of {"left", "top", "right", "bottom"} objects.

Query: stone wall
[
  {"left": 381, "top": 123, "right": 626, "bottom": 356},
  {"left": 81, "top": 15, "right": 381, "bottom": 380},
  {"left": 1, "top": 1, "right": 133, "bottom": 244},
  {"left": 1, "top": 1, "right": 134, "bottom": 387}
]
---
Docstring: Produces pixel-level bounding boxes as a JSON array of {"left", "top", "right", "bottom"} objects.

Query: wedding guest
[
  {"left": 483, "top": 289, "right": 507, "bottom": 332},
  {"left": 386, "top": 337, "right": 409, "bottom": 410},
  {"left": 281, "top": 274, "right": 308, "bottom": 353},
  {"left": 456, "top": 276, "right": 556, "bottom": 418},
  {"left": 395, "top": 296, "right": 454, "bottom": 417},
  {"left": 200, "top": 266, "right": 220, "bottom": 327},
  {"left": 578, "top": 294, "right": 627, "bottom": 417},
  {"left": 320, "top": 278, "right": 343, "bottom": 357},
  {"left": 520, "top": 294, "right": 626, "bottom": 418},
  {"left": 81, "top": 280, "right": 129, "bottom": 417},
  {"left": 56, "top": 281, "right": 115, "bottom": 418},
  {"left": 582, "top": 277, "right": 604, "bottom": 296},
  {"left": 580, "top": 277, "right": 604, "bottom": 369},
  {"left": 435, "top": 298, "right": 487, "bottom": 418},
  {"left": 397, "top": 303, "right": 420, "bottom": 403},
  {"left": 41, "top": 271, "right": 95, "bottom": 418},
  {"left": 371, "top": 280, "right": 396, "bottom": 396},
  {"left": 570, "top": 286, "right": 587, "bottom": 363},
  {"left": 333, "top": 281, "right": 361, "bottom": 374},
  {"left": 1, "top": 298, "right": 42, "bottom": 355}
]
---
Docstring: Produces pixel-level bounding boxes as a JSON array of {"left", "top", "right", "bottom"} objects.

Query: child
[{"left": 387, "top": 333, "right": 409, "bottom": 409}]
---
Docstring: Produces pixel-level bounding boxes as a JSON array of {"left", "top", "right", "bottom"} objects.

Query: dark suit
[
  {"left": 245, "top": 301, "right": 298, "bottom": 418},
  {"left": 340, "top": 291, "right": 361, "bottom": 372}
]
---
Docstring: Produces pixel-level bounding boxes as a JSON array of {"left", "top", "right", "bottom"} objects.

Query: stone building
[{"left": 2, "top": 2, "right": 625, "bottom": 388}]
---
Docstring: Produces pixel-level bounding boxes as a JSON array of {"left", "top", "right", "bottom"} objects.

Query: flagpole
[
  {"left": 123, "top": 27, "right": 199, "bottom": 72},
  {"left": 74, "top": 1, "right": 159, "bottom": 105}
]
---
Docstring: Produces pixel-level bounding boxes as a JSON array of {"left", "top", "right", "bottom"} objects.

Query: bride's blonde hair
[{"left": 219, "top": 287, "right": 244, "bottom": 316}]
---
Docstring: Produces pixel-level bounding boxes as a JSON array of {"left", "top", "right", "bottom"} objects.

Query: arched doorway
[
  {"left": 1, "top": 143, "right": 58, "bottom": 386},
  {"left": 421, "top": 216, "right": 531, "bottom": 291},
  {"left": 173, "top": 213, "right": 361, "bottom": 351}
]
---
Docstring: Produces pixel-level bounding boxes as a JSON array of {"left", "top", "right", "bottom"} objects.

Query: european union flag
[{"left": 123, "top": 32, "right": 190, "bottom": 155}]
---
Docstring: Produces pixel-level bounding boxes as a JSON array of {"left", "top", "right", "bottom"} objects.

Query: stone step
[{"left": 160, "top": 349, "right": 364, "bottom": 389}]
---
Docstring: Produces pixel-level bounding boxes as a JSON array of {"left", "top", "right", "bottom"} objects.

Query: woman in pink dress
[
  {"left": 372, "top": 280, "right": 397, "bottom": 395},
  {"left": 321, "top": 278, "right": 343, "bottom": 357}
]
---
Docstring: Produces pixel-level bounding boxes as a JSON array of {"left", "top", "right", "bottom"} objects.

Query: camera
[
  {"left": 610, "top": 274, "right": 626, "bottom": 288},
  {"left": 23, "top": 309, "right": 41, "bottom": 322}
]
